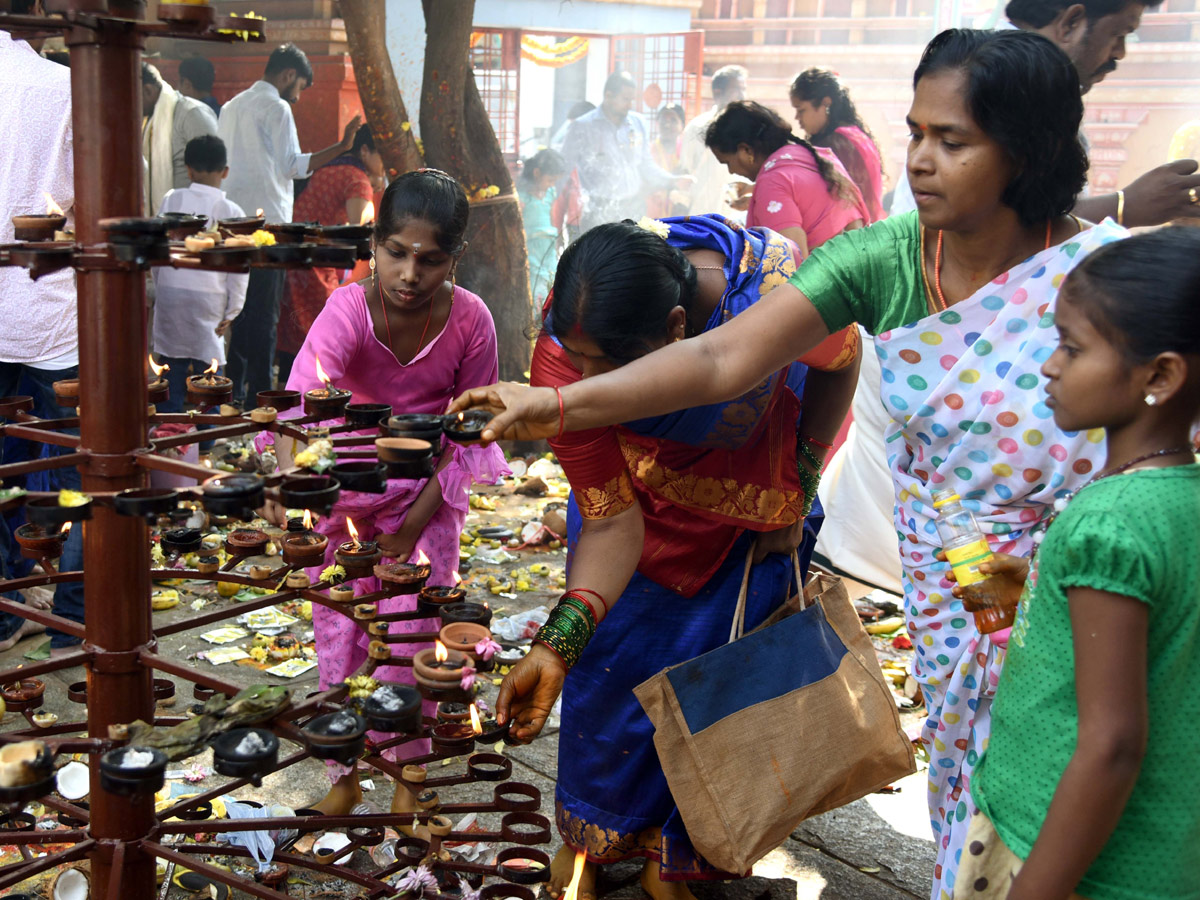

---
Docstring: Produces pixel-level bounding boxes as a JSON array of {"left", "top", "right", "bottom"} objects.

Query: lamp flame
[
  {"left": 562, "top": 851, "right": 587, "bottom": 900},
  {"left": 303, "top": 510, "right": 314, "bottom": 530},
  {"left": 469, "top": 703, "right": 482, "bottom": 735},
  {"left": 452, "top": 571, "right": 462, "bottom": 586},
  {"left": 416, "top": 549, "right": 430, "bottom": 567},
  {"left": 60, "top": 522, "right": 71, "bottom": 536},
  {"left": 202, "top": 358, "right": 219, "bottom": 376},
  {"left": 346, "top": 517, "right": 360, "bottom": 549},
  {"left": 434, "top": 640, "right": 448, "bottom": 663},
  {"left": 313, "top": 354, "right": 332, "bottom": 389},
  {"left": 44, "top": 193, "right": 64, "bottom": 217},
  {"left": 457, "top": 412, "right": 465, "bottom": 423},
  {"left": 360, "top": 201, "right": 375, "bottom": 225},
  {"left": 148, "top": 355, "right": 168, "bottom": 378},
  {"left": 255, "top": 208, "right": 264, "bottom": 217}
]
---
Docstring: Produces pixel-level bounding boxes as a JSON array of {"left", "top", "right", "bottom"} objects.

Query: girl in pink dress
[
  {"left": 704, "top": 101, "right": 868, "bottom": 259},
  {"left": 265, "top": 170, "right": 509, "bottom": 815},
  {"left": 790, "top": 68, "right": 886, "bottom": 224}
]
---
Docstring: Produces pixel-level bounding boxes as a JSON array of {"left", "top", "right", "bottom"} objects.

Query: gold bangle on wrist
[{"left": 1116, "top": 189, "right": 1125, "bottom": 227}]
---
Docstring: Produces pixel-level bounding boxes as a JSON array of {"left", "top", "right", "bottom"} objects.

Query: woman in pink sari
[
  {"left": 704, "top": 101, "right": 868, "bottom": 260},
  {"left": 790, "top": 68, "right": 886, "bottom": 223},
  {"left": 264, "top": 170, "right": 508, "bottom": 815}
]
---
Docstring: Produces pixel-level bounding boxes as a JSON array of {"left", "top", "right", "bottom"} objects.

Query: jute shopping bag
[{"left": 633, "top": 550, "right": 916, "bottom": 875}]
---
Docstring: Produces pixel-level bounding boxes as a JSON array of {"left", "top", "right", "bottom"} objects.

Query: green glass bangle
[
  {"left": 534, "top": 599, "right": 596, "bottom": 669},
  {"left": 558, "top": 595, "right": 598, "bottom": 630},
  {"left": 797, "top": 437, "right": 824, "bottom": 472}
]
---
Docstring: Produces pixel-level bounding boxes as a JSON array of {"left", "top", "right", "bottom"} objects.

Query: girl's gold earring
[{"left": 369, "top": 255, "right": 376, "bottom": 272}]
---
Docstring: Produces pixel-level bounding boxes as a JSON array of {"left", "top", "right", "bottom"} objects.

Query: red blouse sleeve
[{"left": 529, "top": 332, "right": 636, "bottom": 520}]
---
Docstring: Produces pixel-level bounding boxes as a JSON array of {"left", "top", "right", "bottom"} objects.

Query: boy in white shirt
[{"left": 152, "top": 134, "right": 249, "bottom": 412}]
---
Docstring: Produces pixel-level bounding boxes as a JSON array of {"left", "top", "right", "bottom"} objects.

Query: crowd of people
[{"left": 2, "top": 1, "right": 1200, "bottom": 899}]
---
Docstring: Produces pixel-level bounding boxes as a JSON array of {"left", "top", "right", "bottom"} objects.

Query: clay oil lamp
[
  {"left": 303, "top": 354, "right": 351, "bottom": 418},
  {"left": 0, "top": 395, "right": 33, "bottom": 418},
  {"left": 470, "top": 703, "right": 511, "bottom": 744},
  {"left": 157, "top": 2, "right": 215, "bottom": 26},
  {"left": 14, "top": 522, "right": 69, "bottom": 560},
  {"left": 302, "top": 710, "right": 367, "bottom": 765},
  {"left": 256, "top": 389, "right": 302, "bottom": 412},
  {"left": 11, "top": 194, "right": 67, "bottom": 241},
  {"left": 360, "top": 683, "right": 423, "bottom": 733},
  {"left": 200, "top": 473, "right": 264, "bottom": 519},
  {"left": 112, "top": 487, "right": 179, "bottom": 521},
  {"left": 186, "top": 358, "right": 233, "bottom": 408},
  {"left": 440, "top": 620, "right": 492, "bottom": 660},
  {"left": 376, "top": 436, "right": 435, "bottom": 480},
  {"left": 309, "top": 242, "right": 358, "bottom": 268},
  {"left": 1, "top": 678, "right": 46, "bottom": 712},
  {"left": 319, "top": 223, "right": 372, "bottom": 259},
  {"left": 382, "top": 413, "right": 444, "bottom": 443},
  {"left": 372, "top": 549, "right": 431, "bottom": 595},
  {"left": 217, "top": 213, "right": 266, "bottom": 235},
  {"left": 211, "top": 727, "right": 279, "bottom": 786},
  {"left": 0, "top": 740, "right": 55, "bottom": 804},
  {"left": 281, "top": 510, "right": 329, "bottom": 567},
  {"left": 344, "top": 402, "right": 392, "bottom": 429},
  {"left": 430, "top": 718, "right": 477, "bottom": 755},
  {"left": 224, "top": 527, "right": 269, "bottom": 559},
  {"left": 147, "top": 355, "right": 170, "bottom": 405},
  {"left": 278, "top": 474, "right": 340, "bottom": 517},
  {"left": 99, "top": 746, "right": 168, "bottom": 797},
  {"left": 158, "top": 210, "right": 207, "bottom": 239},
  {"left": 436, "top": 701, "right": 471, "bottom": 724},
  {"left": 443, "top": 410, "right": 490, "bottom": 444},
  {"left": 265, "top": 221, "right": 316, "bottom": 244},
  {"left": 51, "top": 378, "right": 79, "bottom": 408},
  {"left": 439, "top": 600, "right": 493, "bottom": 629},
  {"left": 159, "top": 526, "right": 202, "bottom": 557},
  {"left": 419, "top": 573, "right": 465, "bottom": 615},
  {"left": 413, "top": 640, "right": 472, "bottom": 695},
  {"left": 329, "top": 460, "right": 387, "bottom": 493},
  {"left": 333, "top": 517, "right": 382, "bottom": 578},
  {"left": 99, "top": 216, "right": 170, "bottom": 264},
  {"left": 26, "top": 493, "right": 92, "bottom": 528}
]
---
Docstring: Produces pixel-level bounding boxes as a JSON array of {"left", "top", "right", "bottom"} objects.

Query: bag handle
[{"left": 729, "top": 543, "right": 808, "bottom": 644}]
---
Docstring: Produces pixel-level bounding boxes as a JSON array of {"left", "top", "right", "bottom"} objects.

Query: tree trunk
[
  {"left": 420, "top": 0, "right": 532, "bottom": 383},
  {"left": 341, "top": 0, "right": 424, "bottom": 179}
]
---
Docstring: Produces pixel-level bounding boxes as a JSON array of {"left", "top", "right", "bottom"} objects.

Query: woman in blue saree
[{"left": 505, "top": 215, "right": 860, "bottom": 900}]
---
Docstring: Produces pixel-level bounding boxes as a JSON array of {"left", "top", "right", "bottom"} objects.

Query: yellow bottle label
[{"left": 945, "top": 539, "right": 994, "bottom": 587}]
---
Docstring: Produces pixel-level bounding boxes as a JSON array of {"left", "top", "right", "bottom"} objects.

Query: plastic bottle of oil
[{"left": 931, "top": 489, "right": 1015, "bottom": 634}]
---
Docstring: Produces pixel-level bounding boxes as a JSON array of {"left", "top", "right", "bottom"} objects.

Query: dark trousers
[
  {"left": 0, "top": 361, "right": 83, "bottom": 647},
  {"left": 227, "top": 267, "right": 284, "bottom": 408}
]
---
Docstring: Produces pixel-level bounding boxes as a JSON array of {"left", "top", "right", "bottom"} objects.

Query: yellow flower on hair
[
  {"left": 401, "top": 121, "right": 412, "bottom": 132},
  {"left": 635, "top": 217, "right": 670, "bottom": 240}
]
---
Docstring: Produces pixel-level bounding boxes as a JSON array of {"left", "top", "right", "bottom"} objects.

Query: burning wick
[
  {"left": 562, "top": 851, "right": 587, "bottom": 900},
  {"left": 360, "top": 201, "right": 375, "bottom": 225},
  {"left": 303, "top": 509, "right": 314, "bottom": 531},
  {"left": 435, "top": 640, "right": 448, "bottom": 664},
  {"left": 346, "top": 517, "right": 361, "bottom": 550},
  {"left": 202, "top": 358, "right": 219, "bottom": 384},
  {"left": 469, "top": 703, "right": 483, "bottom": 736},
  {"left": 415, "top": 549, "right": 430, "bottom": 568},
  {"left": 59, "top": 522, "right": 71, "bottom": 536},
  {"left": 255, "top": 208, "right": 264, "bottom": 217},
  {"left": 44, "top": 193, "right": 65, "bottom": 217},
  {"left": 452, "top": 571, "right": 462, "bottom": 586},
  {"left": 149, "top": 355, "right": 169, "bottom": 378},
  {"left": 310, "top": 354, "right": 336, "bottom": 398}
]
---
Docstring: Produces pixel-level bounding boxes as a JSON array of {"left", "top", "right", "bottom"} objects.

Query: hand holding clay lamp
[
  {"left": 303, "top": 354, "right": 351, "bottom": 418},
  {"left": 443, "top": 409, "right": 490, "bottom": 443},
  {"left": 470, "top": 701, "right": 511, "bottom": 743},
  {"left": 333, "top": 517, "right": 381, "bottom": 577},
  {"left": 11, "top": 194, "right": 67, "bottom": 241},
  {"left": 186, "top": 358, "right": 233, "bottom": 407}
]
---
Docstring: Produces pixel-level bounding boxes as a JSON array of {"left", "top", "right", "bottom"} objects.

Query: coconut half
[
  {"left": 312, "top": 831, "right": 352, "bottom": 857},
  {"left": 55, "top": 760, "right": 90, "bottom": 800},
  {"left": 51, "top": 865, "right": 90, "bottom": 900}
]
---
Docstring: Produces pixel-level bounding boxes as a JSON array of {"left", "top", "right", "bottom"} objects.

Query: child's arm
[
  {"left": 374, "top": 451, "right": 453, "bottom": 562},
  {"left": 1006, "top": 586, "right": 1148, "bottom": 900}
]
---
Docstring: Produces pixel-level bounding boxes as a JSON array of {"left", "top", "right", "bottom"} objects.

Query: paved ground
[{"left": 0, "top": 460, "right": 935, "bottom": 899}]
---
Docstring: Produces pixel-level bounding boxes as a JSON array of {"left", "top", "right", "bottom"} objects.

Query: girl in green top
[{"left": 956, "top": 228, "right": 1200, "bottom": 900}]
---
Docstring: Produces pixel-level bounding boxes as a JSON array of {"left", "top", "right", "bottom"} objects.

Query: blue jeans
[
  {"left": 227, "top": 268, "right": 284, "bottom": 408},
  {"left": 0, "top": 361, "right": 82, "bottom": 646}
]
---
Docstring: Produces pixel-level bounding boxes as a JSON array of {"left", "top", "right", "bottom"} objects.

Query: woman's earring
[
  {"left": 1145, "top": 394, "right": 1157, "bottom": 406},
  {"left": 369, "top": 255, "right": 375, "bottom": 273}
]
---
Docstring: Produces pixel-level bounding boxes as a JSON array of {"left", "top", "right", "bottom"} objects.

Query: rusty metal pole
[{"left": 64, "top": 10, "right": 156, "bottom": 899}]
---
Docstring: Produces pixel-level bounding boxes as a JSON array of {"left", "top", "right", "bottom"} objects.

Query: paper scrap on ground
[
  {"left": 265, "top": 657, "right": 317, "bottom": 678},
  {"left": 203, "top": 646, "right": 252, "bottom": 665},
  {"left": 238, "top": 607, "right": 299, "bottom": 631},
  {"left": 200, "top": 626, "right": 249, "bottom": 645}
]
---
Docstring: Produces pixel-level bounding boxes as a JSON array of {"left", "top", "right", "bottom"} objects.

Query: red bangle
[
  {"left": 569, "top": 587, "right": 609, "bottom": 614},
  {"left": 554, "top": 386, "right": 565, "bottom": 440},
  {"left": 804, "top": 435, "right": 834, "bottom": 452},
  {"left": 564, "top": 589, "right": 604, "bottom": 623}
]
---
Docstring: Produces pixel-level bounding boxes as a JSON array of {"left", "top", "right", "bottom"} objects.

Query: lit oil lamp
[
  {"left": 147, "top": 355, "right": 170, "bottom": 404},
  {"left": 471, "top": 701, "right": 510, "bottom": 743},
  {"left": 333, "top": 517, "right": 381, "bottom": 577},
  {"left": 419, "top": 570, "right": 466, "bottom": 613},
  {"left": 439, "top": 598, "right": 493, "bottom": 629},
  {"left": 280, "top": 509, "right": 329, "bottom": 567},
  {"left": 13, "top": 522, "right": 69, "bottom": 560},
  {"left": 443, "top": 409, "right": 490, "bottom": 443},
  {"left": 413, "top": 639, "right": 473, "bottom": 695},
  {"left": 373, "top": 548, "right": 431, "bottom": 594},
  {"left": 303, "top": 353, "right": 352, "bottom": 418},
  {"left": 11, "top": 194, "right": 67, "bottom": 242},
  {"left": 185, "top": 358, "right": 232, "bottom": 407}
]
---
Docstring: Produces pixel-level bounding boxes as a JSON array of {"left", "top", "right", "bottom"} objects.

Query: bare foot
[
  {"left": 639, "top": 859, "right": 698, "bottom": 900},
  {"left": 0, "top": 619, "right": 45, "bottom": 653},
  {"left": 311, "top": 774, "right": 361, "bottom": 816},
  {"left": 546, "top": 845, "right": 596, "bottom": 900}
]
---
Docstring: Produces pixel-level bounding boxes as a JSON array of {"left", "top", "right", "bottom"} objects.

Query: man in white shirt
[
  {"left": 152, "top": 135, "right": 249, "bottom": 413},
  {"left": 0, "top": 7, "right": 83, "bottom": 653},
  {"left": 681, "top": 65, "right": 749, "bottom": 219},
  {"left": 217, "top": 42, "right": 361, "bottom": 407},
  {"left": 141, "top": 61, "right": 218, "bottom": 215}
]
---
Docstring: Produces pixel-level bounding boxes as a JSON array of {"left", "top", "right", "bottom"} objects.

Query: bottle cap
[{"left": 931, "top": 489, "right": 960, "bottom": 509}]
